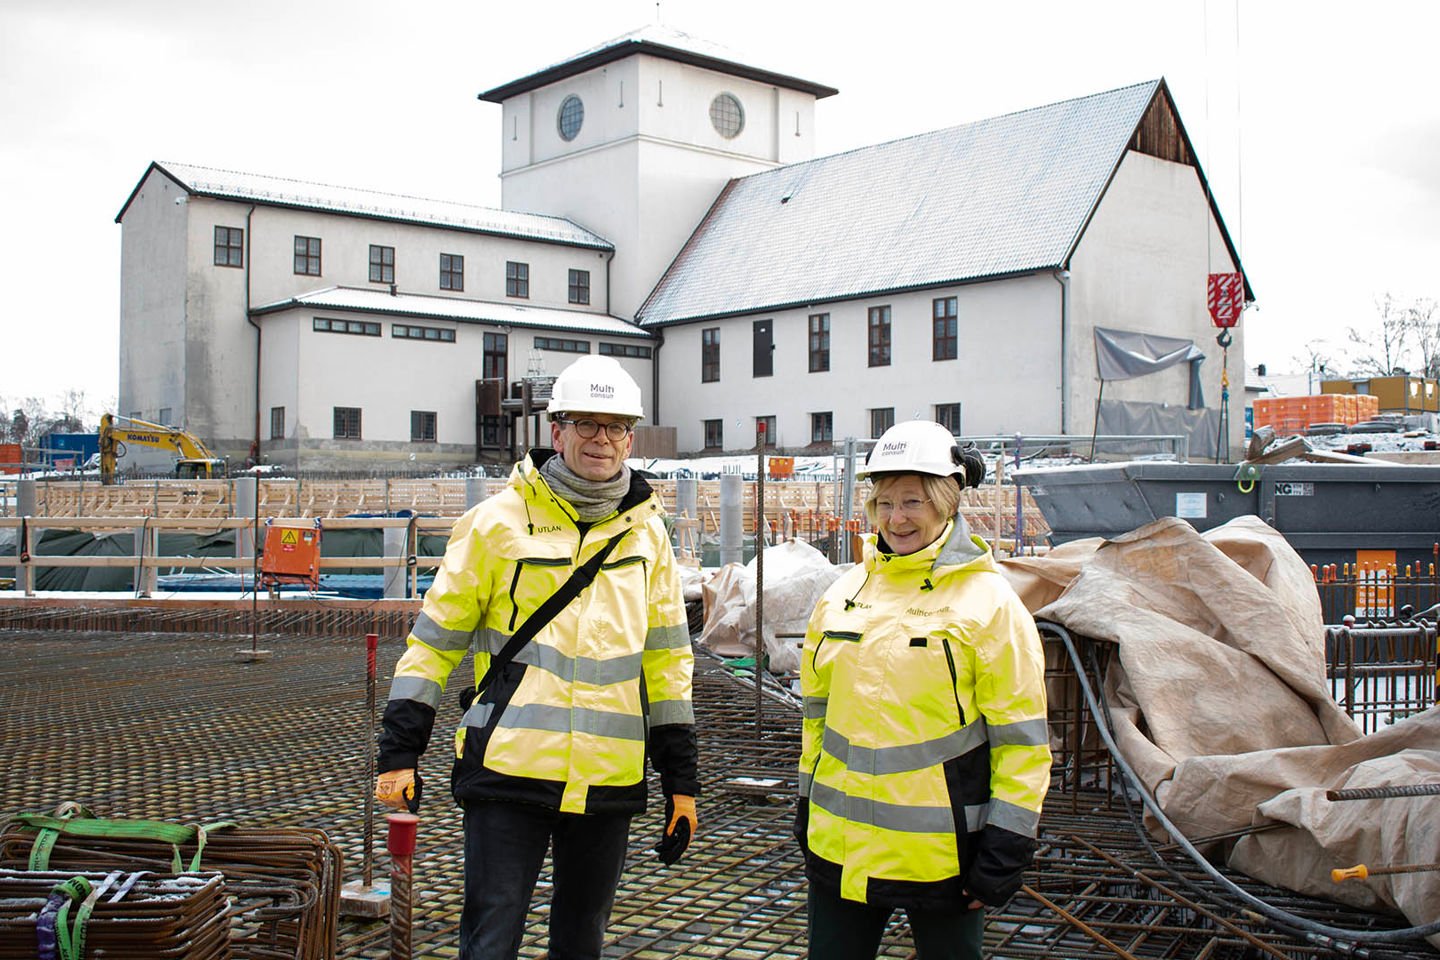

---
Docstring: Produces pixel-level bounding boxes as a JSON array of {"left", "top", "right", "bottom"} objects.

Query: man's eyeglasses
[
  {"left": 874, "top": 498, "right": 932, "bottom": 517},
  {"left": 558, "top": 417, "right": 634, "bottom": 441}
]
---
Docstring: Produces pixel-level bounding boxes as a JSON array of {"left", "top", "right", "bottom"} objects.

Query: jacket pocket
[{"left": 451, "top": 660, "right": 526, "bottom": 797}]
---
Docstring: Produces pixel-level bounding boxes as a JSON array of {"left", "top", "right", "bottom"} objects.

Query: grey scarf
[{"left": 540, "top": 455, "right": 631, "bottom": 521}]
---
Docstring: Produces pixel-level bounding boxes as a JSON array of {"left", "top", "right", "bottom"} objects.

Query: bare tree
[
  {"left": 1291, "top": 339, "right": 1337, "bottom": 388},
  {"left": 1346, "top": 293, "right": 1411, "bottom": 376},
  {"left": 1407, "top": 297, "right": 1440, "bottom": 380}
]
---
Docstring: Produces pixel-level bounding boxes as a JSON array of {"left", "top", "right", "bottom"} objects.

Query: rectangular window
[
  {"left": 294, "top": 235, "right": 321, "bottom": 276},
  {"left": 808, "top": 313, "right": 830, "bottom": 372},
  {"left": 369, "top": 244, "right": 395, "bottom": 284},
  {"left": 871, "top": 407, "right": 894, "bottom": 438},
  {"left": 506, "top": 261, "right": 529, "bottom": 298},
  {"left": 411, "top": 410, "right": 437, "bottom": 442},
  {"left": 701, "top": 328, "right": 720, "bottom": 383},
  {"left": 333, "top": 406, "right": 362, "bottom": 440},
  {"left": 598, "top": 342, "right": 653, "bottom": 359},
  {"left": 756, "top": 416, "right": 776, "bottom": 448},
  {"left": 868, "top": 305, "right": 891, "bottom": 367},
  {"left": 393, "top": 323, "right": 456, "bottom": 342},
  {"left": 270, "top": 406, "right": 285, "bottom": 440},
  {"left": 534, "top": 336, "right": 591, "bottom": 353},
  {"left": 157, "top": 407, "right": 172, "bottom": 426},
  {"left": 568, "top": 269, "right": 590, "bottom": 305},
  {"left": 811, "top": 411, "right": 833, "bottom": 445},
  {"left": 935, "top": 402, "right": 962, "bottom": 434},
  {"left": 933, "top": 296, "right": 958, "bottom": 361},
  {"left": 440, "top": 253, "right": 464, "bottom": 291},
  {"left": 213, "top": 226, "right": 243, "bottom": 267},
  {"left": 314, "top": 317, "right": 381, "bottom": 336},
  {"left": 703, "top": 419, "right": 723, "bottom": 450},
  {"left": 483, "top": 332, "right": 508, "bottom": 382}
]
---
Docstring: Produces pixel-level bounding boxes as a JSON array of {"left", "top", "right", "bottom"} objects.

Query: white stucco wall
[
  {"left": 117, "top": 169, "right": 189, "bottom": 432},
  {"left": 655, "top": 275, "right": 1060, "bottom": 454},
  {"left": 1069, "top": 150, "right": 1246, "bottom": 453}
]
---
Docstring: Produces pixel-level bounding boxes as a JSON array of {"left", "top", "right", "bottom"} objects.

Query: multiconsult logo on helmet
[
  {"left": 590, "top": 384, "right": 615, "bottom": 398},
  {"left": 879, "top": 441, "right": 907, "bottom": 456}
]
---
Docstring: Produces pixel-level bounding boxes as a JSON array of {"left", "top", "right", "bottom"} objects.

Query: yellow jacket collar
[{"left": 864, "top": 515, "right": 993, "bottom": 577}]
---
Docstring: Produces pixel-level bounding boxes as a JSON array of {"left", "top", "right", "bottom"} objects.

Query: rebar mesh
[{"left": 0, "top": 617, "right": 1434, "bottom": 959}]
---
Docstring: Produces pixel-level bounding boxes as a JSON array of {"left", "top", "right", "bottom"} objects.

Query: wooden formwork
[{"left": 6, "top": 475, "right": 1048, "bottom": 544}]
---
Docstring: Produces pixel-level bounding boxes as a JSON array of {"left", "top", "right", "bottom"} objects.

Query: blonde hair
[{"left": 864, "top": 473, "right": 961, "bottom": 526}]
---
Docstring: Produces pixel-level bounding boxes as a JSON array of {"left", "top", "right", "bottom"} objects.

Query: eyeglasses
[
  {"left": 558, "top": 417, "right": 634, "bottom": 441},
  {"left": 874, "top": 497, "right": 932, "bottom": 517}
]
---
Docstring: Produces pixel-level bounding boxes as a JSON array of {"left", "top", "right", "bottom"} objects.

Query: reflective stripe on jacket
[
  {"left": 797, "top": 517, "right": 1050, "bottom": 908},
  {"left": 378, "top": 449, "right": 697, "bottom": 815}
]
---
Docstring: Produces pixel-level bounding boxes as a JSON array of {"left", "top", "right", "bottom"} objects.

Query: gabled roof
[
  {"left": 479, "top": 23, "right": 837, "bottom": 103},
  {"left": 638, "top": 79, "right": 1251, "bottom": 327},
  {"left": 251, "top": 286, "right": 652, "bottom": 338},
  {"left": 116, "top": 161, "right": 613, "bottom": 251}
]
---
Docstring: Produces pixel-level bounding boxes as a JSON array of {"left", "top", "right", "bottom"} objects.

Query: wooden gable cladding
[{"left": 1129, "top": 85, "right": 1196, "bottom": 168}]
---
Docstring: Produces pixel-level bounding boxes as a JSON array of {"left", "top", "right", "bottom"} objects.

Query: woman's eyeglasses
[
  {"left": 874, "top": 498, "right": 932, "bottom": 517},
  {"left": 558, "top": 418, "right": 633, "bottom": 441}
]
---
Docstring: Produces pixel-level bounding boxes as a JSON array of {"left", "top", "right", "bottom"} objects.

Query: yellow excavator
[{"left": 99, "top": 413, "right": 227, "bottom": 484}]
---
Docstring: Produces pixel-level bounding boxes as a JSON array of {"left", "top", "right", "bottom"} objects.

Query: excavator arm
[{"left": 99, "top": 414, "right": 225, "bottom": 484}]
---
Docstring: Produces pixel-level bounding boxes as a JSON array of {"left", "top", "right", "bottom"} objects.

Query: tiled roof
[
  {"left": 120, "top": 162, "right": 613, "bottom": 250},
  {"left": 479, "top": 23, "right": 836, "bottom": 102},
  {"left": 251, "top": 286, "right": 651, "bottom": 337},
  {"left": 638, "top": 80, "right": 1161, "bottom": 326}
]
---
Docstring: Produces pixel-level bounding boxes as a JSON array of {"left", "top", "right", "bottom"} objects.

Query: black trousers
[
  {"left": 460, "top": 800, "right": 632, "bottom": 960},
  {"left": 806, "top": 883, "right": 985, "bottom": 960}
]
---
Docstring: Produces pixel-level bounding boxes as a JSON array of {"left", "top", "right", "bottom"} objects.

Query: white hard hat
[
  {"left": 546, "top": 355, "right": 645, "bottom": 419},
  {"left": 859, "top": 420, "right": 985, "bottom": 487}
]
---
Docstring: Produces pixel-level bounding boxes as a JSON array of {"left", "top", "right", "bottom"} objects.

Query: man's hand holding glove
[
  {"left": 654, "top": 794, "right": 697, "bottom": 865},
  {"left": 375, "top": 768, "right": 423, "bottom": 813}
]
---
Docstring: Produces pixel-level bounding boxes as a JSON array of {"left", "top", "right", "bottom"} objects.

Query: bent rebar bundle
[{"left": 0, "top": 869, "right": 232, "bottom": 960}]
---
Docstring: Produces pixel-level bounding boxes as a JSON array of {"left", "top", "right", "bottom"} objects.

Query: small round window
[
  {"left": 709, "top": 92, "right": 744, "bottom": 139},
  {"left": 557, "top": 95, "right": 584, "bottom": 142}
]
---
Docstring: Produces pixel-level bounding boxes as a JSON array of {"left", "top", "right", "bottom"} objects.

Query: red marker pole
[
  {"left": 364, "top": 632, "right": 379, "bottom": 888},
  {"left": 388, "top": 812, "right": 418, "bottom": 960}
]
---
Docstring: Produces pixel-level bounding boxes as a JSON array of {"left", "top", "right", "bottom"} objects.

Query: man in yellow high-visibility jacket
[{"left": 375, "top": 356, "right": 699, "bottom": 960}]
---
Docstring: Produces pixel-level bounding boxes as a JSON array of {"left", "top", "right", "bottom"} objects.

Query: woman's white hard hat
[{"left": 546, "top": 355, "right": 645, "bottom": 419}]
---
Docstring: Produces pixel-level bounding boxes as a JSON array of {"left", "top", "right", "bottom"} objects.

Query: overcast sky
[{"left": 3, "top": 0, "right": 1438, "bottom": 416}]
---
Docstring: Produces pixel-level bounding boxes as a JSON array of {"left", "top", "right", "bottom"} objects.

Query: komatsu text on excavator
[{"left": 98, "top": 413, "right": 227, "bottom": 484}]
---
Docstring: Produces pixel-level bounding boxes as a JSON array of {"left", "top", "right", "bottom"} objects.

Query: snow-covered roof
[
  {"left": 479, "top": 23, "right": 837, "bottom": 103},
  {"left": 251, "top": 285, "right": 652, "bottom": 338},
  {"left": 638, "top": 80, "right": 1166, "bottom": 326},
  {"left": 118, "top": 161, "right": 613, "bottom": 250}
]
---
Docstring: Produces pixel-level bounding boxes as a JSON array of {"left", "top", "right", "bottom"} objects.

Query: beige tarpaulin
[
  {"left": 1001, "top": 516, "right": 1439, "bottom": 943},
  {"left": 699, "top": 539, "right": 850, "bottom": 674}
]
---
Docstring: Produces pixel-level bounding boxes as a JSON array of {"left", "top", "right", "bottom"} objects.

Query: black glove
[{"left": 654, "top": 794, "right": 696, "bottom": 865}]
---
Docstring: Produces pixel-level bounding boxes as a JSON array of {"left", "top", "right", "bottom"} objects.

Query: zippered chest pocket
[{"left": 506, "top": 556, "right": 571, "bottom": 631}]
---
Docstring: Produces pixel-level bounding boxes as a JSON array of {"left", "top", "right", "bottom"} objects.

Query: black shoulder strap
[{"left": 475, "top": 530, "right": 628, "bottom": 694}]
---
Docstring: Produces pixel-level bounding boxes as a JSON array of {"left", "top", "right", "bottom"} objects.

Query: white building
[{"left": 115, "top": 24, "right": 1250, "bottom": 469}]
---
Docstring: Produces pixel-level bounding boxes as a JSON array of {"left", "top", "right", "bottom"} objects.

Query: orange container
[{"left": 0, "top": 443, "right": 19, "bottom": 475}]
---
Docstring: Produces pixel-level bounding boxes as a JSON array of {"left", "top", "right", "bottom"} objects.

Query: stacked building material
[
  {"left": 0, "top": 868, "right": 231, "bottom": 959},
  {"left": 0, "top": 816, "right": 342, "bottom": 960}
]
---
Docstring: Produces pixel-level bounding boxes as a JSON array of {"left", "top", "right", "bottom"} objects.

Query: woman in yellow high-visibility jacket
[{"left": 797, "top": 420, "right": 1050, "bottom": 960}]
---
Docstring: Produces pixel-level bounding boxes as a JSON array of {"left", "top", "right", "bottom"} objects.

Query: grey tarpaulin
[
  {"left": 1098, "top": 398, "right": 1220, "bottom": 461},
  {"left": 1094, "top": 327, "right": 1206, "bottom": 410}
]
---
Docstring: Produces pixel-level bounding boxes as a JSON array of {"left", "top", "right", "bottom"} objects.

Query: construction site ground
[{"left": 1, "top": 622, "right": 1434, "bottom": 959}]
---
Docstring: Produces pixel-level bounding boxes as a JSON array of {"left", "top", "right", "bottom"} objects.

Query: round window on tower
[
  {"left": 709, "top": 92, "right": 744, "bottom": 139},
  {"left": 557, "top": 95, "right": 585, "bottom": 142}
]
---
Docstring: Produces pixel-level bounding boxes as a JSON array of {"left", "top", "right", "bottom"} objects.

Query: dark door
[{"left": 753, "top": 319, "right": 773, "bottom": 377}]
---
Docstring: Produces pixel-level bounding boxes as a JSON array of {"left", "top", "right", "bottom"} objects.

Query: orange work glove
[
  {"left": 655, "top": 794, "right": 697, "bottom": 864},
  {"left": 375, "top": 769, "right": 422, "bottom": 813}
]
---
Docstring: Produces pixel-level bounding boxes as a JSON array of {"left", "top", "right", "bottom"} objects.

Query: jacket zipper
[{"left": 940, "top": 637, "right": 967, "bottom": 726}]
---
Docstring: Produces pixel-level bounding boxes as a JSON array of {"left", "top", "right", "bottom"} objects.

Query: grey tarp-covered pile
[{"left": 1002, "top": 516, "right": 1439, "bottom": 944}]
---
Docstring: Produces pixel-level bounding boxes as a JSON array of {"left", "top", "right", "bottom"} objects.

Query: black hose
[{"left": 1041, "top": 620, "right": 1440, "bottom": 948}]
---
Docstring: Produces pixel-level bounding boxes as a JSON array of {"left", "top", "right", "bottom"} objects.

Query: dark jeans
[
  {"left": 460, "top": 800, "right": 632, "bottom": 960},
  {"left": 807, "top": 884, "right": 985, "bottom": 960}
]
